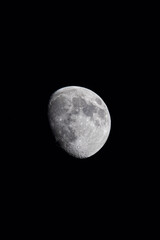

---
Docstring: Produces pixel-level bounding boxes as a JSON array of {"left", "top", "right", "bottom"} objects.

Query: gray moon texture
[{"left": 48, "top": 86, "right": 111, "bottom": 158}]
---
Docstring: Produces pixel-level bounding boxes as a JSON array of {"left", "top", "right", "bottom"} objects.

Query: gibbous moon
[{"left": 48, "top": 86, "right": 111, "bottom": 158}]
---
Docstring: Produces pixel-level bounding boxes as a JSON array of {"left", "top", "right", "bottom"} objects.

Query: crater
[
  {"left": 63, "top": 89, "right": 77, "bottom": 96},
  {"left": 60, "top": 125, "right": 77, "bottom": 143},
  {"left": 72, "top": 97, "right": 86, "bottom": 108},
  {"left": 71, "top": 108, "right": 80, "bottom": 115},
  {"left": 71, "top": 96, "right": 88, "bottom": 115},
  {"left": 50, "top": 96, "right": 70, "bottom": 118},
  {"left": 63, "top": 113, "right": 76, "bottom": 125},
  {"left": 83, "top": 102, "right": 97, "bottom": 117},
  {"left": 95, "top": 98, "right": 102, "bottom": 105},
  {"left": 98, "top": 108, "right": 106, "bottom": 120},
  {"left": 94, "top": 119, "right": 100, "bottom": 127}
]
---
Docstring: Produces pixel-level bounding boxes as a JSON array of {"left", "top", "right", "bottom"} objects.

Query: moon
[{"left": 48, "top": 86, "right": 111, "bottom": 158}]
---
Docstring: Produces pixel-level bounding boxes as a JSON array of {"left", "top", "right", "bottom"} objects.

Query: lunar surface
[{"left": 48, "top": 86, "right": 111, "bottom": 158}]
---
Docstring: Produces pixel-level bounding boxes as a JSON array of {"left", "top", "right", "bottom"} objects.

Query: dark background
[
  {"left": 3, "top": 3, "right": 154, "bottom": 235},
  {"left": 8, "top": 8, "right": 141, "bottom": 181}
]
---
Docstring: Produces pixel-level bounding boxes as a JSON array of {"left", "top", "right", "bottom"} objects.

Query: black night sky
[
  {"left": 5, "top": 4, "right": 150, "bottom": 233},
  {"left": 9, "top": 8, "right": 142, "bottom": 184}
]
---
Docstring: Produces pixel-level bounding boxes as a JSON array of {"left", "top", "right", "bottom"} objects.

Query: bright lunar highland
[{"left": 48, "top": 86, "right": 111, "bottom": 158}]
